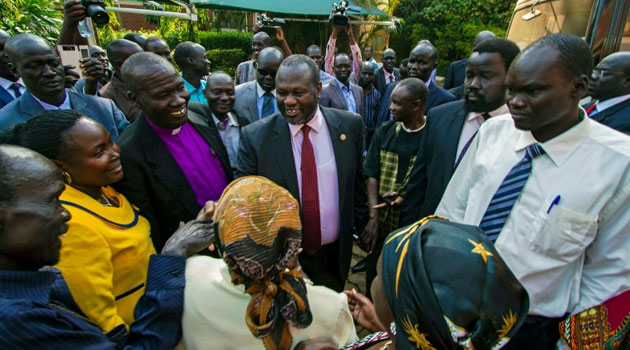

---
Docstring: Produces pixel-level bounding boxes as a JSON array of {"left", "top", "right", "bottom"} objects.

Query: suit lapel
[
  {"left": 330, "top": 83, "right": 348, "bottom": 110},
  {"left": 271, "top": 115, "right": 300, "bottom": 201},
  {"left": 592, "top": 99, "right": 630, "bottom": 122},
  {"left": 426, "top": 81, "right": 439, "bottom": 111},
  {"left": 443, "top": 104, "right": 467, "bottom": 182},
  {"left": 68, "top": 91, "right": 87, "bottom": 111},
  {"left": 187, "top": 110, "right": 233, "bottom": 180},
  {"left": 0, "top": 86, "right": 13, "bottom": 106},
  {"left": 322, "top": 108, "right": 347, "bottom": 218},
  {"left": 138, "top": 117, "right": 199, "bottom": 216},
  {"left": 247, "top": 82, "right": 259, "bottom": 121},
  {"left": 18, "top": 91, "right": 46, "bottom": 117}
]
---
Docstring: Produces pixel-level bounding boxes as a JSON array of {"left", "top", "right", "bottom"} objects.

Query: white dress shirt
[
  {"left": 436, "top": 112, "right": 630, "bottom": 318},
  {"left": 31, "top": 89, "right": 72, "bottom": 111},
  {"left": 590, "top": 93, "right": 630, "bottom": 115},
  {"left": 455, "top": 104, "right": 510, "bottom": 164},
  {"left": 288, "top": 107, "right": 340, "bottom": 245},
  {"left": 0, "top": 77, "right": 25, "bottom": 98},
  {"left": 211, "top": 112, "right": 240, "bottom": 168}
]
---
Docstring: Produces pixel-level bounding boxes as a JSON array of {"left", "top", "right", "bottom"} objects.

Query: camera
[
  {"left": 329, "top": 1, "right": 360, "bottom": 28},
  {"left": 81, "top": 0, "right": 110, "bottom": 26},
  {"left": 256, "top": 13, "right": 286, "bottom": 37}
]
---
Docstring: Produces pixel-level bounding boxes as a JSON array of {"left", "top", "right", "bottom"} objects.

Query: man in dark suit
[
  {"left": 0, "top": 34, "right": 129, "bottom": 137},
  {"left": 399, "top": 38, "right": 521, "bottom": 227},
  {"left": 233, "top": 47, "right": 284, "bottom": 124},
  {"left": 376, "top": 43, "right": 456, "bottom": 126},
  {"left": 584, "top": 51, "right": 630, "bottom": 134},
  {"left": 237, "top": 55, "right": 367, "bottom": 292},
  {"left": 114, "top": 52, "right": 233, "bottom": 251},
  {"left": 320, "top": 53, "right": 364, "bottom": 118},
  {"left": 443, "top": 30, "right": 496, "bottom": 91},
  {"left": 0, "top": 30, "right": 25, "bottom": 110},
  {"left": 373, "top": 48, "right": 401, "bottom": 95}
]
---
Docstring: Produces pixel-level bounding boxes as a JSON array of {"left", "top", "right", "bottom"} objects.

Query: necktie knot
[
  {"left": 9, "top": 82, "right": 22, "bottom": 98},
  {"left": 217, "top": 118, "right": 229, "bottom": 131},
  {"left": 302, "top": 125, "right": 311, "bottom": 137},
  {"left": 525, "top": 144, "right": 545, "bottom": 160}
]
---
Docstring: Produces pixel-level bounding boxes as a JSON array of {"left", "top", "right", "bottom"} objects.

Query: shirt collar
[
  {"left": 384, "top": 69, "right": 394, "bottom": 79},
  {"left": 182, "top": 76, "right": 206, "bottom": 92},
  {"left": 335, "top": 78, "right": 350, "bottom": 91},
  {"left": 0, "top": 269, "right": 57, "bottom": 304},
  {"left": 288, "top": 106, "right": 324, "bottom": 137},
  {"left": 466, "top": 104, "right": 510, "bottom": 122},
  {"left": 211, "top": 112, "right": 238, "bottom": 128},
  {"left": 595, "top": 94, "right": 630, "bottom": 112},
  {"left": 256, "top": 82, "right": 275, "bottom": 98},
  {"left": 0, "top": 76, "right": 24, "bottom": 91},
  {"left": 514, "top": 108, "right": 589, "bottom": 166},
  {"left": 397, "top": 120, "right": 425, "bottom": 133},
  {"left": 31, "top": 89, "right": 71, "bottom": 111},
  {"left": 145, "top": 116, "right": 186, "bottom": 136}
]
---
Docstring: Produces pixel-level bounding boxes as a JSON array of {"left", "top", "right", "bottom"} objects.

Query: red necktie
[
  {"left": 585, "top": 104, "right": 597, "bottom": 116},
  {"left": 300, "top": 125, "right": 321, "bottom": 255}
]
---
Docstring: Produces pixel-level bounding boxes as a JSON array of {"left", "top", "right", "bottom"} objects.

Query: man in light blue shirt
[
  {"left": 320, "top": 53, "right": 364, "bottom": 119},
  {"left": 174, "top": 41, "right": 211, "bottom": 104}
]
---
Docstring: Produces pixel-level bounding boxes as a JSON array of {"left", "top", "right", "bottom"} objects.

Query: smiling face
[
  {"left": 204, "top": 73, "right": 235, "bottom": 119},
  {"left": 464, "top": 52, "right": 508, "bottom": 113},
  {"left": 58, "top": 117, "right": 123, "bottom": 189},
  {"left": 505, "top": 46, "right": 587, "bottom": 142},
  {"left": 89, "top": 45, "right": 109, "bottom": 68},
  {"left": 333, "top": 54, "right": 352, "bottom": 84},
  {"left": 188, "top": 44, "right": 211, "bottom": 76},
  {"left": 276, "top": 63, "right": 321, "bottom": 125},
  {"left": 408, "top": 45, "right": 437, "bottom": 82},
  {"left": 131, "top": 63, "right": 190, "bottom": 129},
  {"left": 389, "top": 84, "right": 422, "bottom": 124}
]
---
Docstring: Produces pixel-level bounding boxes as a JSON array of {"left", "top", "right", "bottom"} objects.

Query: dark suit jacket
[
  {"left": 376, "top": 80, "right": 456, "bottom": 127},
  {"left": 319, "top": 81, "right": 364, "bottom": 118},
  {"left": 187, "top": 102, "right": 250, "bottom": 128},
  {"left": 113, "top": 110, "right": 234, "bottom": 251},
  {"left": 0, "top": 85, "right": 16, "bottom": 109},
  {"left": 449, "top": 84, "right": 465, "bottom": 100},
  {"left": 0, "top": 90, "right": 129, "bottom": 139},
  {"left": 444, "top": 59, "right": 467, "bottom": 90},
  {"left": 233, "top": 80, "right": 259, "bottom": 124},
  {"left": 583, "top": 99, "right": 630, "bottom": 135},
  {"left": 373, "top": 67, "right": 401, "bottom": 96},
  {"left": 236, "top": 107, "right": 368, "bottom": 282},
  {"left": 399, "top": 100, "right": 467, "bottom": 226}
]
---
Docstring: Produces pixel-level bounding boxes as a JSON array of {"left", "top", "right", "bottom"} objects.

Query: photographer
[
  {"left": 324, "top": 18, "right": 362, "bottom": 84},
  {"left": 58, "top": 0, "right": 90, "bottom": 45}
]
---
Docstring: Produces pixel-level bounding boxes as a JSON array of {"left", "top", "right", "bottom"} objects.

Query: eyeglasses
[
  {"left": 257, "top": 67, "right": 277, "bottom": 78},
  {"left": 592, "top": 69, "right": 622, "bottom": 79}
]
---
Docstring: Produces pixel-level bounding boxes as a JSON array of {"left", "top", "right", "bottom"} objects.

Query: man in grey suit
[
  {"left": 233, "top": 47, "right": 284, "bottom": 124},
  {"left": 0, "top": 34, "right": 128, "bottom": 139},
  {"left": 237, "top": 55, "right": 368, "bottom": 292},
  {"left": 320, "top": 53, "right": 363, "bottom": 119}
]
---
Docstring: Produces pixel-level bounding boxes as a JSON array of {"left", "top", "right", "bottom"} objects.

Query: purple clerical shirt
[{"left": 146, "top": 119, "right": 229, "bottom": 206}]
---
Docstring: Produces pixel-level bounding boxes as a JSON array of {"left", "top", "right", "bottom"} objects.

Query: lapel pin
[{"left": 340, "top": 134, "right": 347, "bottom": 141}]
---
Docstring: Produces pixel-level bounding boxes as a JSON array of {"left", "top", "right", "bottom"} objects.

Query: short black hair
[
  {"left": 334, "top": 52, "right": 350, "bottom": 66},
  {"left": 106, "top": 39, "right": 142, "bottom": 63},
  {"left": 523, "top": 33, "right": 592, "bottom": 79},
  {"left": 472, "top": 38, "right": 521, "bottom": 71},
  {"left": 121, "top": 51, "right": 174, "bottom": 93},
  {"left": 0, "top": 110, "right": 83, "bottom": 162},
  {"left": 143, "top": 36, "right": 167, "bottom": 51},
  {"left": 173, "top": 41, "right": 203, "bottom": 69},
  {"left": 279, "top": 54, "right": 320, "bottom": 86},
  {"left": 397, "top": 77, "right": 429, "bottom": 102},
  {"left": 123, "top": 32, "right": 147, "bottom": 46}
]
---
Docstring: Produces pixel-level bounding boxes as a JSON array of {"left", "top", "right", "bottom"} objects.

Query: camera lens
[{"left": 86, "top": 4, "right": 110, "bottom": 26}]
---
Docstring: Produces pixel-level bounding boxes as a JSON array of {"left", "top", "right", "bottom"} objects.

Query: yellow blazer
[{"left": 54, "top": 185, "right": 156, "bottom": 332}]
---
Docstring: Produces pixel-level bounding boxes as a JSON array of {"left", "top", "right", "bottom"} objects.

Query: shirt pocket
[{"left": 528, "top": 204, "right": 597, "bottom": 263}]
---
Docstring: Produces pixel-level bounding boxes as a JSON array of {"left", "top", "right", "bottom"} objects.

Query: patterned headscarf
[
  {"left": 381, "top": 216, "right": 529, "bottom": 349},
  {"left": 213, "top": 176, "right": 312, "bottom": 350}
]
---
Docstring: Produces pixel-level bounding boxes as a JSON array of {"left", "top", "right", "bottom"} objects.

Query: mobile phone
[
  {"left": 56, "top": 45, "right": 90, "bottom": 78},
  {"left": 379, "top": 195, "right": 394, "bottom": 206}
]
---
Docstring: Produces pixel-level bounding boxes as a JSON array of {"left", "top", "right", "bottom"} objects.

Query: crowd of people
[{"left": 0, "top": 1, "right": 629, "bottom": 349}]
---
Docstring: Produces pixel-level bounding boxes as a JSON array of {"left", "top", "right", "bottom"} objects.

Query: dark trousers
[
  {"left": 503, "top": 315, "right": 564, "bottom": 350},
  {"left": 299, "top": 240, "right": 345, "bottom": 292},
  {"left": 365, "top": 236, "right": 386, "bottom": 299}
]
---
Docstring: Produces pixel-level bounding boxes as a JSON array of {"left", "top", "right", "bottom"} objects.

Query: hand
[
  {"left": 343, "top": 288, "right": 387, "bottom": 333},
  {"left": 373, "top": 192, "right": 403, "bottom": 209},
  {"left": 196, "top": 200, "right": 216, "bottom": 220},
  {"left": 359, "top": 217, "right": 378, "bottom": 253},
  {"left": 294, "top": 339, "right": 338, "bottom": 350},
  {"left": 275, "top": 27, "right": 285, "bottom": 41},
  {"left": 79, "top": 57, "right": 104, "bottom": 81},
  {"left": 161, "top": 217, "right": 215, "bottom": 257},
  {"left": 346, "top": 19, "right": 355, "bottom": 42},
  {"left": 331, "top": 24, "right": 342, "bottom": 38},
  {"left": 63, "top": 64, "right": 80, "bottom": 88},
  {"left": 63, "top": 0, "right": 86, "bottom": 27}
]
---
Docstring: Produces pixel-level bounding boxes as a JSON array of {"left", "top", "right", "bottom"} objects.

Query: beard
[{"left": 464, "top": 91, "right": 506, "bottom": 113}]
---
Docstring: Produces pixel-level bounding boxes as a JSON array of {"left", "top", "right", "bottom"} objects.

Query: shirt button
[{"left": 170, "top": 269, "right": 182, "bottom": 278}]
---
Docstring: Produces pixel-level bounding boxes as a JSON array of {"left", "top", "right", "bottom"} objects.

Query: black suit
[
  {"left": 187, "top": 102, "right": 250, "bottom": 128},
  {"left": 236, "top": 107, "right": 368, "bottom": 290},
  {"left": 444, "top": 59, "right": 467, "bottom": 90},
  {"left": 114, "top": 110, "right": 234, "bottom": 251},
  {"left": 583, "top": 99, "right": 630, "bottom": 135},
  {"left": 373, "top": 67, "right": 401, "bottom": 96},
  {"left": 399, "top": 100, "right": 468, "bottom": 226}
]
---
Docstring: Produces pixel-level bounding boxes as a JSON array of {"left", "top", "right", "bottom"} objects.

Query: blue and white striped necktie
[{"left": 479, "top": 143, "right": 545, "bottom": 242}]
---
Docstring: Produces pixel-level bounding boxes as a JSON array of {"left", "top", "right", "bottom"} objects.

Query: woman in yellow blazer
[{"left": 5, "top": 110, "right": 154, "bottom": 333}]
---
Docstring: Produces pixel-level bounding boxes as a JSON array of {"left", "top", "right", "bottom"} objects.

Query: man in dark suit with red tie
[
  {"left": 399, "top": 38, "right": 521, "bottom": 226},
  {"left": 237, "top": 55, "right": 368, "bottom": 292},
  {"left": 583, "top": 52, "right": 630, "bottom": 134}
]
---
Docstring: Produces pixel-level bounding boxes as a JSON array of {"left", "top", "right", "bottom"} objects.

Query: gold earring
[{"left": 62, "top": 171, "right": 72, "bottom": 185}]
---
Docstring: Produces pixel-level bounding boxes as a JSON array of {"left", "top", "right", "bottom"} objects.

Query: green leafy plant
[
  {"left": 207, "top": 48, "right": 248, "bottom": 77},
  {"left": 0, "top": 0, "right": 64, "bottom": 43}
]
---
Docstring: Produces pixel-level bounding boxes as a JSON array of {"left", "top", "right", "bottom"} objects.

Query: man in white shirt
[
  {"left": 583, "top": 51, "right": 630, "bottom": 134},
  {"left": 436, "top": 33, "right": 630, "bottom": 349}
]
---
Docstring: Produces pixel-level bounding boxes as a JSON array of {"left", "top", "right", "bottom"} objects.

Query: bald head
[
  {"left": 0, "top": 30, "right": 10, "bottom": 42},
  {"left": 121, "top": 51, "right": 175, "bottom": 93},
  {"left": 474, "top": 30, "right": 496, "bottom": 47},
  {"left": 107, "top": 39, "right": 143, "bottom": 73},
  {"left": 588, "top": 51, "right": 630, "bottom": 101},
  {"left": 123, "top": 33, "right": 147, "bottom": 47},
  {"left": 253, "top": 31, "right": 271, "bottom": 46},
  {"left": 5, "top": 33, "right": 52, "bottom": 62},
  {"left": 0, "top": 145, "right": 58, "bottom": 202},
  {"left": 408, "top": 43, "right": 438, "bottom": 82},
  {"left": 256, "top": 47, "right": 284, "bottom": 92},
  {"left": 207, "top": 70, "right": 233, "bottom": 85},
  {"left": 258, "top": 47, "right": 284, "bottom": 65}
]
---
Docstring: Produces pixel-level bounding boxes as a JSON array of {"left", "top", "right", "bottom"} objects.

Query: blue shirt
[
  {"left": 335, "top": 78, "right": 357, "bottom": 114},
  {"left": 183, "top": 77, "right": 208, "bottom": 105},
  {"left": 255, "top": 82, "right": 278, "bottom": 119},
  {"left": 363, "top": 85, "right": 381, "bottom": 134},
  {"left": 0, "top": 255, "right": 185, "bottom": 349}
]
